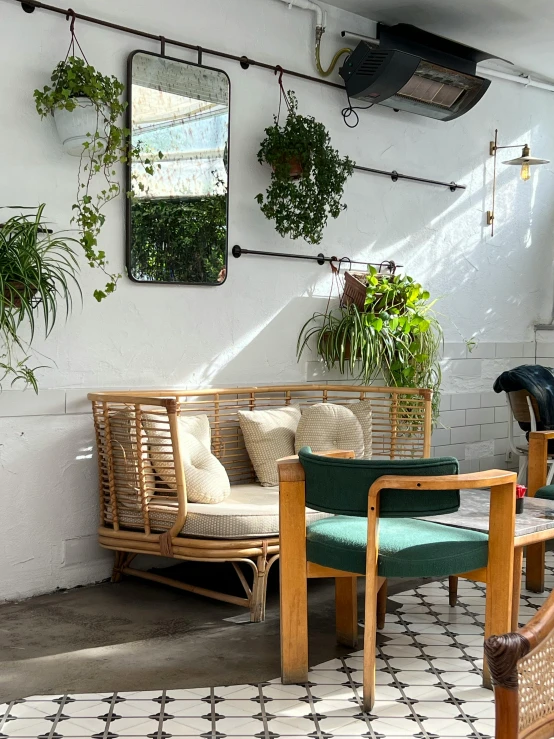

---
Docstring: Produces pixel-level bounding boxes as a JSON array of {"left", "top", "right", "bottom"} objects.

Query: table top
[{"left": 421, "top": 490, "right": 554, "bottom": 539}]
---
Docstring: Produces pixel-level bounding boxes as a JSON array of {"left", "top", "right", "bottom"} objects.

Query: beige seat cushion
[
  {"left": 238, "top": 406, "right": 301, "bottom": 487},
  {"left": 143, "top": 414, "right": 230, "bottom": 504},
  {"left": 108, "top": 484, "right": 331, "bottom": 539},
  {"left": 295, "top": 402, "right": 365, "bottom": 458}
]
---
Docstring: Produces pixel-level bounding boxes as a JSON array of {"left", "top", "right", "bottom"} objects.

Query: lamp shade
[{"left": 503, "top": 155, "right": 550, "bottom": 165}]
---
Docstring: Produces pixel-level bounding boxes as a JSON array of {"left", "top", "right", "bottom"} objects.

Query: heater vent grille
[{"left": 357, "top": 50, "right": 389, "bottom": 77}]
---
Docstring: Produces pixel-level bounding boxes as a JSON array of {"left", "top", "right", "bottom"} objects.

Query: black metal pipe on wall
[{"left": 14, "top": 0, "right": 467, "bottom": 193}]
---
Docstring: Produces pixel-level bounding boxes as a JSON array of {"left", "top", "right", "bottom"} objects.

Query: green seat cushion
[
  {"left": 536, "top": 485, "right": 554, "bottom": 501},
  {"left": 306, "top": 516, "right": 489, "bottom": 578},
  {"left": 298, "top": 448, "right": 460, "bottom": 518}
]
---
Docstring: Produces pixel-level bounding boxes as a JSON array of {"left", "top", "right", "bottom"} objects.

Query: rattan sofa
[{"left": 88, "top": 384, "right": 432, "bottom": 621}]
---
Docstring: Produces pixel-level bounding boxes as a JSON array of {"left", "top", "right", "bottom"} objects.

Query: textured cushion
[
  {"left": 299, "top": 448, "right": 460, "bottom": 517},
  {"left": 238, "top": 406, "right": 301, "bottom": 486},
  {"left": 536, "top": 485, "right": 554, "bottom": 500},
  {"left": 107, "top": 483, "right": 331, "bottom": 539},
  {"left": 306, "top": 515, "right": 489, "bottom": 578},
  {"left": 144, "top": 414, "right": 230, "bottom": 504},
  {"left": 295, "top": 403, "right": 364, "bottom": 458},
  {"left": 350, "top": 401, "right": 373, "bottom": 460}
]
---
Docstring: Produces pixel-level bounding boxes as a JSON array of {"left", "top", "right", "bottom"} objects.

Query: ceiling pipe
[
  {"left": 273, "top": 0, "right": 326, "bottom": 40},
  {"left": 478, "top": 66, "right": 554, "bottom": 93}
]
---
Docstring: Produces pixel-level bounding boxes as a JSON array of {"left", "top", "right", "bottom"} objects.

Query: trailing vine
[{"left": 256, "top": 87, "right": 354, "bottom": 245}]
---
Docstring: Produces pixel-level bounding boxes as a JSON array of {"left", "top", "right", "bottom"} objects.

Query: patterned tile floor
[{"left": 2, "top": 558, "right": 553, "bottom": 739}]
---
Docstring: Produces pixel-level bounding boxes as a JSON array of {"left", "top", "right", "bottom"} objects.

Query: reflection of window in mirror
[{"left": 127, "top": 51, "right": 230, "bottom": 285}]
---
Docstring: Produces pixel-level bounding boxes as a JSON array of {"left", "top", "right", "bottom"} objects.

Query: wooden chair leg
[
  {"left": 279, "top": 474, "right": 309, "bottom": 684},
  {"left": 335, "top": 577, "right": 358, "bottom": 647},
  {"left": 511, "top": 547, "right": 524, "bottom": 631},
  {"left": 448, "top": 576, "right": 459, "bottom": 607},
  {"left": 362, "top": 572, "right": 378, "bottom": 712},
  {"left": 377, "top": 578, "right": 387, "bottom": 630},
  {"left": 483, "top": 482, "right": 516, "bottom": 689},
  {"left": 525, "top": 542, "right": 545, "bottom": 593}
]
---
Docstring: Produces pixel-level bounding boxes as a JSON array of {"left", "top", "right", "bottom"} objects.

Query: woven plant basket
[
  {"left": 341, "top": 271, "right": 368, "bottom": 311},
  {"left": 340, "top": 268, "right": 397, "bottom": 312}
]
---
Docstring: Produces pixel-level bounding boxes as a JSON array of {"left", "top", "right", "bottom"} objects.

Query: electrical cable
[{"left": 341, "top": 93, "right": 374, "bottom": 128}]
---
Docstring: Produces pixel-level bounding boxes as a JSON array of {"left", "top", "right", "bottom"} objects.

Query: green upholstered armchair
[{"left": 278, "top": 448, "right": 517, "bottom": 712}]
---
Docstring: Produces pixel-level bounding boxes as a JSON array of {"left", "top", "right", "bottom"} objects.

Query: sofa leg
[
  {"left": 111, "top": 552, "right": 135, "bottom": 583},
  {"left": 250, "top": 556, "right": 269, "bottom": 623}
]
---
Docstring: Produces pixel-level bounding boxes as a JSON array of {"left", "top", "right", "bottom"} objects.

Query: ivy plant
[
  {"left": 0, "top": 205, "right": 81, "bottom": 391},
  {"left": 256, "top": 91, "right": 354, "bottom": 244},
  {"left": 34, "top": 56, "right": 160, "bottom": 301},
  {"left": 298, "top": 268, "right": 443, "bottom": 418}
]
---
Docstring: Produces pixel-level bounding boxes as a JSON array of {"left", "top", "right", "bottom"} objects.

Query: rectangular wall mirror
[{"left": 127, "top": 51, "right": 230, "bottom": 285}]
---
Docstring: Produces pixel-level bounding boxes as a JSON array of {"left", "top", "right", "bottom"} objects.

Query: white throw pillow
[
  {"left": 349, "top": 400, "right": 373, "bottom": 459},
  {"left": 294, "top": 403, "right": 364, "bottom": 458},
  {"left": 143, "top": 413, "right": 230, "bottom": 504},
  {"left": 238, "top": 406, "right": 301, "bottom": 487}
]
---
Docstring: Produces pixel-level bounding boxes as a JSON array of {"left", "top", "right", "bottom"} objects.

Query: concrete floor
[{"left": 0, "top": 560, "right": 422, "bottom": 703}]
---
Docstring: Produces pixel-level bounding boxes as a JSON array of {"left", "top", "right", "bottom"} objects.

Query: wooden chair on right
[{"left": 485, "top": 585, "right": 554, "bottom": 739}]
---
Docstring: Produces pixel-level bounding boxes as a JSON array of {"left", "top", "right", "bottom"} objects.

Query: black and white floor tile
[{"left": 2, "top": 558, "right": 553, "bottom": 739}]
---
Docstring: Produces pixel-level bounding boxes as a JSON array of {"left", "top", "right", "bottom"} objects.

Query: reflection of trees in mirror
[{"left": 130, "top": 190, "right": 227, "bottom": 284}]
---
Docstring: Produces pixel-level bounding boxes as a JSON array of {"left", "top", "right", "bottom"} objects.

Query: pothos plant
[
  {"left": 298, "top": 268, "right": 443, "bottom": 418},
  {"left": 256, "top": 90, "right": 354, "bottom": 245},
  {"left": 34, "top": 56, "right": 160, "bottom": 301}
]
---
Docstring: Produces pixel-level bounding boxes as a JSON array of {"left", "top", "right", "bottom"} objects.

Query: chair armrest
[
  {"left": 368, "top": 470, "right": 516, "bottom": 501},
  {"left": 278, "top": 450, "right": 356, "bottom": 483},
  {"left": 530, "top": 430, "right": 554, "bottom": 441},
  {"left": 528, "top": 432, "right": 554, "bottom": 495}
]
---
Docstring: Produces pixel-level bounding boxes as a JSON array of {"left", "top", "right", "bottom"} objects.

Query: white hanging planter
[{"left": 53, "top": 96, "right": 108, "bottom": 157}]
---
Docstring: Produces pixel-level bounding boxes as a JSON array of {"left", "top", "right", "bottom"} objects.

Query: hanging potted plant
[
  {"left": 33, "top": 18, "right": 159, "bottom": 301},
  {"left": 0, "top": 205, "right": 81, "bottom": 391},
  {"left": 256, "top": 87, "right": 354, "bottom": 244},
  {"left": 297, "top": 267, "right": 443, "bottom": 418}
]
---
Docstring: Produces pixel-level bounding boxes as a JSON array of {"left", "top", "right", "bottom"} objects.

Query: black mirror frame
[{"left": 125, "top": 49, "right": 231, "bottom": 287}]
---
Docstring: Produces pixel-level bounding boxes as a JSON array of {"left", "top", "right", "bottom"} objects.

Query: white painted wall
[{"left": 1, "top": 0, "right": 554, "bottom": 600}]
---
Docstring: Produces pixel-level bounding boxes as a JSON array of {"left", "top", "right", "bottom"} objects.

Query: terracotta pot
[
  {"left": 271, "top": 155, "right": 303, "bottom": 180},
  {"left": 3, "top": 282, "right": 36, "bottom": 309}
]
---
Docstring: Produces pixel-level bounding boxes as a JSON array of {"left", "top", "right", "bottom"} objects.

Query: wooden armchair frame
[
  {"left": 486, "top": 587, "right": 554, "bottom": 738},
  {"left": 279, "top": 455, "right": 516, "bottom": 711},
  {"left": 525, "top": 430, "right": 554, "bottom": 592}
]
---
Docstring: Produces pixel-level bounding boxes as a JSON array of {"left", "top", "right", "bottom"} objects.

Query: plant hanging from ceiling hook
[
  {"left": 33, "top": 9, "right": 161, "bottom": 301},
  {"left": 256, "top": 66, "right": 354, "bottom": 245}
]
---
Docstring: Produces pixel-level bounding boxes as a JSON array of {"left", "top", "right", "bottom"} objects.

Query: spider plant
[
  {"left": 298, "top": 268, "right": 443, "bottom": 419},
  {"left": 0, "top": 204, "right": 81, "bottom": 391}
]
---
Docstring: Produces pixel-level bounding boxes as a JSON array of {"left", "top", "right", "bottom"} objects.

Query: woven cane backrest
[
  {"left": 518, "top": 629, "right": 554, "bottom": 735},
  {"left": 508, "top": 390, "right": 541, "bottom": 425},
  {"left": 90, "top": 385, "right": 432, "bottom": 531}
]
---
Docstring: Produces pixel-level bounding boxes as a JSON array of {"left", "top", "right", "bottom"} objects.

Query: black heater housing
[{"left": 340, "top": 24, "right": 508, "bottom": 121}]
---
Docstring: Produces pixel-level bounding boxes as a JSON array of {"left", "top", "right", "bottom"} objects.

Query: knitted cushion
[
  {"left": 238, "top": 406, "right": 301, "bottom": 487},
  {"left": 306, "top": 515, "right": 489, "bottom": 578},
  {"left": 143, "top": 413, "right": 230, "bottom": 504},
  {"left": 295, "top": 403, "right": 365, "bottom": 459},
  {"left": 350, "top": 400, "right": 373, "bottom": 459}
]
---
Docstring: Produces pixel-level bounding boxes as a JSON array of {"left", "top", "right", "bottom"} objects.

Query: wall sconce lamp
[{"left": 487, "top": 128, "right": 549, "bottom": 235}]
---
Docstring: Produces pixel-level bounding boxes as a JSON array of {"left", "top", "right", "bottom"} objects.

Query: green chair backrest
[{"left": 298, "top": 448, "right": 460, "bottom": 517}]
